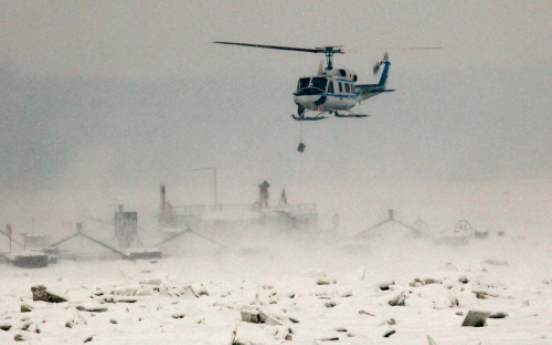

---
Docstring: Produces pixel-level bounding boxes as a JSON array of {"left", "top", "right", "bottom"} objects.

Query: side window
[
  {"left": 338, "top": 82, "right": 343, "bottom": 93},
  {"left": 328, "top": 80, "right": 334, "bottom": 93},
  {"left": 345, "top": 83, "right": 351, "bottom": 94}
]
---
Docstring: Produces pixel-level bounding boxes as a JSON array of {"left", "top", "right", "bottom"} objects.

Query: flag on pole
[{"left": 278, "top": 188, "right": 288, "bottom": 206}]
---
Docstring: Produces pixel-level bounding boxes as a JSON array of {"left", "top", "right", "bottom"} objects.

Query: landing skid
[
  {"left": 334, "top": 111, "right": 370, "bottom": 118},
  {"left": 291, "top": 114, "right": 329, "bottom": 121}
]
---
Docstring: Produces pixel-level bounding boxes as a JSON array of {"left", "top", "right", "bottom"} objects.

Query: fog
[{"left": 1, "top": 1, "right": 552, "bottom": 242}]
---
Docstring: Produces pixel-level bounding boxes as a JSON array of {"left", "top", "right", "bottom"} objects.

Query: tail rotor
[{"left": 372, "top": 52, "right": 389, "bottom": 75}]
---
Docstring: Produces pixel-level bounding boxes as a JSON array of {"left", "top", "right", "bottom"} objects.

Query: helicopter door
[{"left": 327, "top": 80, "right": 335, "bottom": 93}]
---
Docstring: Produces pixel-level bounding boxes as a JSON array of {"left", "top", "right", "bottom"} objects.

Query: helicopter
[{"left": 213, "top": 41, "right": 440, "bottom": 121}]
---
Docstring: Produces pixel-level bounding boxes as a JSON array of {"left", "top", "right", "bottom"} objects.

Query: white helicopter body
[
  {"left": 213, "top": 42, "right": 439, "bottom": 121},
  {"left": 293, "top": 63, "right": 394, "bottom": 119}
]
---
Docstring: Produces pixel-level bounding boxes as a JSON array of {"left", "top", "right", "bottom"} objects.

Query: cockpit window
[
  {"left": 297, "top": 78, "right": 310, "bottom": 92},
  {"left": 311, "top": 77, "right": 328, "bottom": 92},
  {"left": 295, "top": 77, "right": 329, "bottom": 96}
]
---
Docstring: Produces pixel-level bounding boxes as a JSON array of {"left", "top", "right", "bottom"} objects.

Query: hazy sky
[{"left": 1, "top": 1, "right": 551, "bottom": 227}]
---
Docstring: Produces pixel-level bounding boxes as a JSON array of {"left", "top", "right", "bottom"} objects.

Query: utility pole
[{"left": 194, "top": 167, "right": 218, "bottom": 210}]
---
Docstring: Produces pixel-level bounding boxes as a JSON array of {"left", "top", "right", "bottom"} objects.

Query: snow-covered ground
[{"left": 1, "top": 225, "right": 551, "bottom": 345}]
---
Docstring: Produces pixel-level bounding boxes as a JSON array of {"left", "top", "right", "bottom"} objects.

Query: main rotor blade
[
  {"left": 343, "top": 47, "right": 443, "bottom": 53},
  {"left": 214, "top": 42, "right": 441, "bottom": 56},
  {"left": 213, "top": 41, "right": 323, "bottom": 54}
]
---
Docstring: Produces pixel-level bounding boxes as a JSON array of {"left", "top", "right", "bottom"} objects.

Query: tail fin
[{"left": 378, "top": 61, "right": 391, "bottom": 88}]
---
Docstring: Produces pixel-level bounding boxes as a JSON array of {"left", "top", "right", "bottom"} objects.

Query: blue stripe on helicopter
[{"left": 320, "top": 93, "right": 358, "bottom": 99}]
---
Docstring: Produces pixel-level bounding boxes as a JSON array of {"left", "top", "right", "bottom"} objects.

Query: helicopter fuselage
[
  {"left": 212, "top": 41, "right": 440, "bottom": 120},
  {"left": 294, "top": 68, "right": 357, "bottom": 112},
  {"left": 293, "top": 63, "right": 393, "bottom": 118}
]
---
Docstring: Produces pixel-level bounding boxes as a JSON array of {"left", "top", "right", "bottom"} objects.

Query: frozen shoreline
[{"left": 1, "top": 230, "right": 551, "bottom": 345}]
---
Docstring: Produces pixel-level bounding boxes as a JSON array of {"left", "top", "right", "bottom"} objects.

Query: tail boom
[{"left": 355, "top": 61, "right": 394, "bottom": 101}]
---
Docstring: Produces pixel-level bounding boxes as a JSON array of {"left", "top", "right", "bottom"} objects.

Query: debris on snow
[
  {"left": 0, "top": 322, "right": 12, "bottom": 331},
  {"left": 378, "top": 280, "right": 395, "bottom": 291},
  {"left": 191, "top": 283, "right": 209, "bottom": 297},
  {"left": 489, "top": 311, "right": 509, "bottom": 319},
  {"left": 20, "top": 304, "right": 33, "bottom": 313},
  {"left": 31, "top": 285, "right": 67, "bottom": 303},
  {"left": 138, "top": 278, "right": 163, "bottom": 285},
  {"left": 462, "top": 310, "right": 491, "bottom": 327},
  {"left": 382, "top": 328, "right": 396, "bottom": 337},
  {"left": 484, "top": 259, "right": 508, "bottom": 266},
  {"left": 388, "top": 291, "right": 406, "bottom": 306},
  {"left": 240, "top": 308, "right": 261, "bottom": 324},
  {"left": 358, "top": 309, "right": 376, "bottom": 316},
  {"left": 427, "top": 335, "right": 438, "bottom": 345},
  {"left": 76, "top": 304, "right": 108, "bottom": 313}
]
